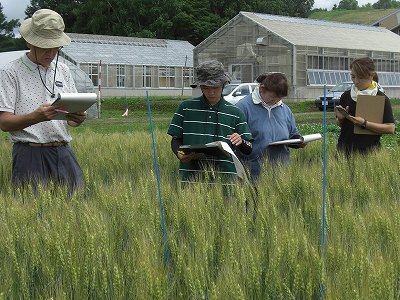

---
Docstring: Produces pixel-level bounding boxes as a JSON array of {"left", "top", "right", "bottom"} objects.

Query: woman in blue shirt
[{"left": 236, "top": 73, "right": 306, "bottom": 182}]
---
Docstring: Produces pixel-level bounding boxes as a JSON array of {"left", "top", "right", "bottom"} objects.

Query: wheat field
[{"left": 0, "top": 129, "right": 399, "bottom": 299}]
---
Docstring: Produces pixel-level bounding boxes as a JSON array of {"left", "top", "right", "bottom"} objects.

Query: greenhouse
[
  {"left": 60, "top": 33, "right": 194, "bottom": 98},
  {"left": 194, "top": 11, "right": 400, "bottom": 99}
]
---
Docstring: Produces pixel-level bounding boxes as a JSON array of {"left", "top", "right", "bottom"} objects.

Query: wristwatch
[{"left": 361, "top": 119, "right": 367, "bottom": 129}]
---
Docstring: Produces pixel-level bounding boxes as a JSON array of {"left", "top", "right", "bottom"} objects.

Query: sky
[
  {"left": 313, "top": 0, "right": 378, "bottom": 9},
  {"left": 1, "top": 0, "right": 380, "bottom": 22},
  {"left": 2, "top": 0, "right": 30, "bottom": 21}
]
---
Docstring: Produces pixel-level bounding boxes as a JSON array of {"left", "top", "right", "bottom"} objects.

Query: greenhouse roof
[
  {"left": 238, "top": 12, "right": 400, "bottom": 53},
  {"left": 62, "top": 33, "right": 194, "bottom": 67},
  {"left": 371, "top": 9, "right": 400, "bottom": 30}
]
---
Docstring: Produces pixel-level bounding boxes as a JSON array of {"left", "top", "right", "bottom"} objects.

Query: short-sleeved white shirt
[{"left": 0, "top": 53, "right": 77, "bottom": 143}]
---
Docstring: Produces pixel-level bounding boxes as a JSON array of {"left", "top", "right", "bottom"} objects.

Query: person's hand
[
  {"left": 227, "top": 132, "right": 243, "bottom": 146},
  {"left": 348, "top": 115, "right": 365, "bottom": 127},
  {"left": 335, "top": 105, "right": 349, "bottom": 120},
  {"left": 297, "top": 142, "right": 307, "bottom": 148},
  {"left": 66, "top": 111, "right": 87, "bottom": 127},
  {"left": 34, "top": 103, "right": 59, "bottom": 121},
  {"left": 177, "top": 150, "right": 195, "bottom": 163}
]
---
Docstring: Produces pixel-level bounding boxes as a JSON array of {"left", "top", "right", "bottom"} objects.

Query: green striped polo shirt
[{"left": 168, "top": 95, "right": 253, "bottom": 182}]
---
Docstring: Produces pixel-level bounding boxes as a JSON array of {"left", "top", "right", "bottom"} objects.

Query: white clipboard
[{"left": 51, "top": 92, "right": 97, "bottom": 120}]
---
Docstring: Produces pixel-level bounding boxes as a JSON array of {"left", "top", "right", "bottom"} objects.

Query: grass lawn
[{"left": 309, "top": 8, "right": 398, "bottom": 25}]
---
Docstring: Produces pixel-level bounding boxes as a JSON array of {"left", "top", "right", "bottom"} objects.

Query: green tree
[
  {"left": 0, "top": 3, "right": 19, "bottom": 38},
  {"left": 26, "top": 0, "right": 84, "bottom": 30},
  {"left": 0, "top": 2, "right": 22, "bottom": 52},
  {"left": 24, "top": 0, "right": 316, "bottom": 45},
  {"left": 372, "top": 0, "right": 400, "bottom": 9},
  {"left": 71, "top": 0, "right": 117, "bottom": 35},
  {"left": 285, "top": 0, "right": 315, "bottom": 17},
  {"left": 169, "top": 0, "right": 228, "bottom": 45},
  {"left": 251, "top": 0, "right": 286, "bottom": 15},
  {"left": 338, "top": 0, "right": 359, "bottom": 9}
]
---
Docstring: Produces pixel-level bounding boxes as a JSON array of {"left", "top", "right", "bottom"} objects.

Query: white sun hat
[{"left": 20, "top": 9, "right": 71, "bottom": 49}]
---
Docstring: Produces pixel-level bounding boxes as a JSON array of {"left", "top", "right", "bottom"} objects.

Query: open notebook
[
  {"left": 179, "top": 141, "right": 248, "bottom": 181},
  {"left": 179, "top": 141, "right": 229, "bottom": 158}
]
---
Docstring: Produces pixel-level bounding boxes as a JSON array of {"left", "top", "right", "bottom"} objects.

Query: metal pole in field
[
  {"left": 181, "top": 55, "right": 188, "bottom": 100},
  {"left": 145, "top": 91, "right": 172, "bottom": 298},
  {"left": 321, "top": 81, "right": 328, "bottom": 300},
  {"left": 98, "top": 60, "right": 102, "bottom": 118}
]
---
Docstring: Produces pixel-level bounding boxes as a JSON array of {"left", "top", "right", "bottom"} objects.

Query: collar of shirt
[
  {"left": 252, "top": 86, "right": 283, "bottom": 109},
  {"left": 199, "top": 95, "right": 224, "bottom": 109},
  {"left": 20, "top": 52, "right": 55, "bottom": 72},
  {"left": 350, "top": 81, "right": 379, "bottom": 101}
]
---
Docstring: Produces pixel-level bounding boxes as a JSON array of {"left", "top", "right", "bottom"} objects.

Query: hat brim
[
  {"left": 190, "top": 77, "right": 230, "bottom": 88},
  {"left": 20, "top": 18, "right": 71, "bottom": 48}
]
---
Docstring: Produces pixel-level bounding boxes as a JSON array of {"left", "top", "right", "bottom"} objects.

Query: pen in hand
[{"left": 55, "top": 108, "right": 69, "bottom": 114}]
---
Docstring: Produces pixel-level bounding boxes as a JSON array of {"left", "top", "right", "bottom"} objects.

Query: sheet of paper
[
  {"left": 218, "top": 141, "right": 249, "bottom": 183},
  {"left": 302, "top": 133, "right": 323, "bottom": 143}
]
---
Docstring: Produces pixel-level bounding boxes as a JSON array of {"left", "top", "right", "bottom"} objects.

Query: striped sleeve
[{"left": 235, "top": 109, "right": 253, "bottom": 142}]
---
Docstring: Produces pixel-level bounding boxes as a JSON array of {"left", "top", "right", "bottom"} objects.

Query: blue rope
[
  {"left": 321, "top": 84, "right": 327, "bottom": 299},
  {"left": 145, "top": 91, "right": 172, "bottom": 297}
]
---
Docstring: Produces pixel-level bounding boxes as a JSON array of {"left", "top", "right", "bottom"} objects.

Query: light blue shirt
[{"left": 236, "top": 93, "right": 299, "bottom": 180}]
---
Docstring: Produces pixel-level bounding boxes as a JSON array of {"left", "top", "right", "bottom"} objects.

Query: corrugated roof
[
  {"left": 62, "top": 33, "right": 194, "bottom": 67},
  {"left": 371, "top": 9, "right": 400, "bottom": 26},
  {"left": 241, "top": 11, "right": 400, "bottom": 52}
]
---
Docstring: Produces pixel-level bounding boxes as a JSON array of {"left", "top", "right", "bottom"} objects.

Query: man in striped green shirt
[{"left": 168, "top": 60, "right": 253, "bottom": 183}]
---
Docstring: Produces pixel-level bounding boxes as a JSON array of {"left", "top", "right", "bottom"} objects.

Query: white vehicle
[{"left": 222, "top": 83, "right": 259, "bottom": 104}]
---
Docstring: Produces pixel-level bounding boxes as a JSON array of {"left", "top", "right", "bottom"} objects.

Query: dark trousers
[{"left": 12, "top": 143, "right": 84, "bottom": 194}]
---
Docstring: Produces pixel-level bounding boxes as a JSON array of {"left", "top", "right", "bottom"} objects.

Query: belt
[{"left": 21, "top": 141, "right": 68, "bottom": 147}]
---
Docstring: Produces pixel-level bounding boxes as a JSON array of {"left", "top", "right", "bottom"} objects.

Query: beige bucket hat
[{"left": 20, "top": 9, "right": 71, "bottom": 49}]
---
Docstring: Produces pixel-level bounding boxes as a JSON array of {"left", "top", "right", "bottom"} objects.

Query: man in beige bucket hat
[{"left": 0, "top": 9, "right": 86, "bottom": 195}]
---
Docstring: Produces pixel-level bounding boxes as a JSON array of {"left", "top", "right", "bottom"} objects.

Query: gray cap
[{"left": 190, "top": 60, "right": 231, "bottom": 88}]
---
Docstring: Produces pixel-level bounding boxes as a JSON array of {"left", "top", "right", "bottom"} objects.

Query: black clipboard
[{"left": 179, "top": 141, "right": 230, "bottom": 158}]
